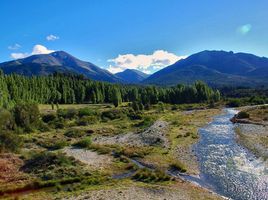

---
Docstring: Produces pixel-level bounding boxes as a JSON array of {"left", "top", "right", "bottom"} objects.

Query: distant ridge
[
  {"left": 142, "top": 50, "right": 268, "bottom": 86},
  {"left": 115, "top": 69, "right": 149, "bottom": 83}
]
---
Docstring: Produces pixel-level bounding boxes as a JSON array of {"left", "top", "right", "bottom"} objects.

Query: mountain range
[
  {"left": 1, "top": 50, "right": 268, "bottom": 87},
  {"left": 143, "top": 50, "right": 268, "bottom": 87},
  {"left": 0, "top": 51, "right": 122, "bottom": 83}
]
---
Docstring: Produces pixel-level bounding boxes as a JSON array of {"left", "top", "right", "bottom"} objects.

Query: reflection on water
[{"left": 195, "top": 109, "right": 268, "bottom": 200}]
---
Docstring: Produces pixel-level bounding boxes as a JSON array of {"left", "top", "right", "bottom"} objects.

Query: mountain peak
[
  {"left": 115, "top": 69, "right": 149, "bottom": 83},
  {"left": 0, "top": 51, "right": 122, "bottom": 83}
]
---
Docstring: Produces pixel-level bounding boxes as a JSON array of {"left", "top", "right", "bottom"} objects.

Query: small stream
[{"left": 192, "top": 108, "right": 268, "bottom": 200}]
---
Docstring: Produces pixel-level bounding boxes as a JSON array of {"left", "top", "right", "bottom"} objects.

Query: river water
[{"left": 194, "top": 108, "right": 268, "bottom": 200}]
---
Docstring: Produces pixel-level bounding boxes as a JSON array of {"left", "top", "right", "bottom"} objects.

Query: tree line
[{"left": 0, "top": 72, "right": 220, "bottom": 108}]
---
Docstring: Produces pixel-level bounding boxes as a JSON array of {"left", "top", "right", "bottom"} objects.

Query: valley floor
[{"left": 0, "top": 103, "right": 223, "bottom": 200}]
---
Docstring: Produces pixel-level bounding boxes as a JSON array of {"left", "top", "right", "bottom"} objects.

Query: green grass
[{"left": 1, "top": 103, "right": 222, "bottom": 199}]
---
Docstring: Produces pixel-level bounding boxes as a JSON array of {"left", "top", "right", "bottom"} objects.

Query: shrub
[
  {"left": 42, "top": 113, "right": 57, "bottom": 123},
  {"left": 169, "top": 161, "right": 187, "bottom": 173},
  {"left": 127, "top": 109, "right": 143, "bottom": 120},
  {"left": 132, "top": 101, "right": 144, "bottom": 111},
  {"left": 78, "top": 107, "right": 95, "bottom": 117},
  {"left": 57, "top": 109, "right": 78, "bottom": 119},
  {"left": 171, "top": 105, "right": 178, "bottom": 110},
  {"left": 36, "top": 138, "right": 68, "bottom": 150},
  {"left": 64, "top": 129, "right": 85, "bottom": 138},
  {"left": 74, "top": 137, "right": 92, "bottom": 148},
  {"left": 101, "top": 109, "right": 125, "bottom": 120},
  {"left": 157, "top": 102, "right": 165, "bottom": 112},
  {"left": 52, "top": 141, "right": 68, "bottom": 150},
  {"left": 136, "top": 116, "right": 154, "bottom": 128},
  {"left": 121, "top": 146, "right": 152, "bottom": 158},
  {"left": 184, "top": 132, "right": 191, "bottom": 137},
  {"left": 236, "top": 111, "right": 250, "bottom": 119},
  {"left": 76, "top": 116, "right": 98, "bottom": 126},
  {"left": 0, "top": 131, "right": 23, "bottom": 153},
  {"left": 132, "top": 168, "right": 170, "bottom": 183},
  {"left": 49, "top": 118, "right": 65, "bottom": 129},
  {"left": 0, "top": 109, "right": 15, "bottom": 130},
  {"left": 22, "top": 152, "right": 75, "bottom": 173},
  {"left": 88, "top": 144, "right": 112, "bottom": 154},
  {"left": 37, "top": 121, "right": 50, "bottom": 132},
  {"left": 226, "top": 99, "right": 241, "bottom": 107},
  {"left": 13, "top": 103, "right": 40, "bottom": 130}
]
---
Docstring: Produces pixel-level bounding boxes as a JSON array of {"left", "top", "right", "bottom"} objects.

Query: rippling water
[{"left": 195, "top": 109, "right": 268, "bottom": 200}]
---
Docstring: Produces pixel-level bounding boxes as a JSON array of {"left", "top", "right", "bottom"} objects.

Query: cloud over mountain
[
  {"left": 10, "top": 44, "right": 55, "bottom": 59},
  {"left": 107, "top": 50, "right": 187, "bottom": 74}
]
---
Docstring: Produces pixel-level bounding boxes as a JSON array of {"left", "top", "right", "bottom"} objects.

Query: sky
[{"left": 1, "top": 0, "right": 268, "bottom": 74}]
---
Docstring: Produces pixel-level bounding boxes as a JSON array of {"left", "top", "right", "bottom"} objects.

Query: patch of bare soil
[
  {"left": 93, "top": 121, "right": 169, "bottom": 148},
  {"left": 0, "top": 153, "right": 28, "bottom": 184},
  {"left": 63, "top": 148, "right": 113, "bottom": 170},
  {"left": 62, "top": 183, "right": 223, "bottom": 200}
]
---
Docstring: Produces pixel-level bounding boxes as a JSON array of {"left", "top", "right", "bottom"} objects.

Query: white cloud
[
  {"left": 107, "top": 50, "right": 187, "bottom": 74},
  {"left": 10, "top": 52, "right": 29, "bottom": 59},
  {"left": 237, "top": 24, "right": 252, "bottom": 35},
  {"left": 46, "top": 34, "right": 59, "bottom": 41},
  {"left": 10, "top": 44, "right": 55, "bottom": 59},
  {"left": 32, "top": 44, "right": 54, "bottom": 55},
  {"left": 8, "top": 43, "right": 21, "bottom": 50}
]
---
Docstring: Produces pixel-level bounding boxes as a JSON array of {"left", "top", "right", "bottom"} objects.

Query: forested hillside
[{"left": 0, "top": 71, "right": 220, "bottom": 108}]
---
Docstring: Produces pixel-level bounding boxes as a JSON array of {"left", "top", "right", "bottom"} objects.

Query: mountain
[
  {"left": 115, "top": 69, "right": 149, "bottom": 83},
  {"left": 0, "top": 51, "right": 122, "bottom": 83},
  {"left": 143, "top": 50, "right": 268, "bottom": 87}
]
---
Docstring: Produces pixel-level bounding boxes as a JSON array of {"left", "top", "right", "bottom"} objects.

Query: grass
[
  {"left": 132, "top": 168, "right": 171, "bottom": 183},
  {"left": 1, "top": 103, "right": 223, "bottom": 199}
]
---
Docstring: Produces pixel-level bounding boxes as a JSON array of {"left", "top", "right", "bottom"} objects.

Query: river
[{"left": 193, "top": 108, "right": 268, "bottom": 200}]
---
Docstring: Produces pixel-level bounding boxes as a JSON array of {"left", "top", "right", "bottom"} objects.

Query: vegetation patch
[{"left": 132, "top": 168, "right": 171, "bottom": 183}]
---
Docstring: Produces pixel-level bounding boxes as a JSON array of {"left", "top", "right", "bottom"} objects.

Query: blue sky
[{"left": 1, "top": 0, "right": 268, "bottom": 73}]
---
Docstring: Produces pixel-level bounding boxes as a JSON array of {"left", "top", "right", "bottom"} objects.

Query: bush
[
  {"left": 13, "top": 103, "right": 40, "bottom": 130},
  {"left": 64, "top": 129, "right": 85, "bottom": 138},
  {"left": 0, "top": 109, "right": 15, "bottom": 130},
  {"left": 88, "top": 144, "right": 112, "bottom": 154},
  {"left": 169, "top": 161, "right": 187, "bottom": 173},
  {"left": 49, "top": 118, "right": 65, "bottom": 129},
  {"left": 78, "top": 107, "right": 95, "bottom": 117},
  {"left": 42, "top": 113, "right": 57, "bottom": 123},
  {"left": 36, "top": 138, "right": 68, "bottom": 150},
  {"left": 127, "top": 109, "right": 143, "bottom": 120},
  {"left": 76, "top": 116, "right": 98, "bottom": 126},
  {"left": 226, "top": 99, "right": 241, "bottom": 107},
  {"left": 236, "top": 111, "right": 250, "bottom": 119},
  {"left": 57, "top": 109, "right": 78, "bottom": 119},
  {"left": 132, "top": 168, "right": 170, "bottom": 183},
  {"left": 51, "top": 141, "right": 68, "bottom": 150},
  {"left": 136, "top": 116, "right": 154, "bottom": 128},
  {"left": 22, "top": 152, "right": 75, "bottom": 173},
  {"left": 157, "top": 102, "right": 165, "bottom": 112},
  {"left": 101, "top": 109, "right": 125, "bottom": 120},
  {"left": 37, "top": 121, "right": 50, "bottom": 132},
  {"left": 74, "top": 137, "right": 92, "bottom": 148},
  {"left": 0, "top": 131, "right": 23, "bottom": 153},
  {"left": 120, "top": 146, "right": 152, "bottom": 158}
]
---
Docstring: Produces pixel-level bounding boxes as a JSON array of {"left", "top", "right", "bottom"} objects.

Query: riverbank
[{"left": 232, "top": 105, "right": 268, "bottom": 160}]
